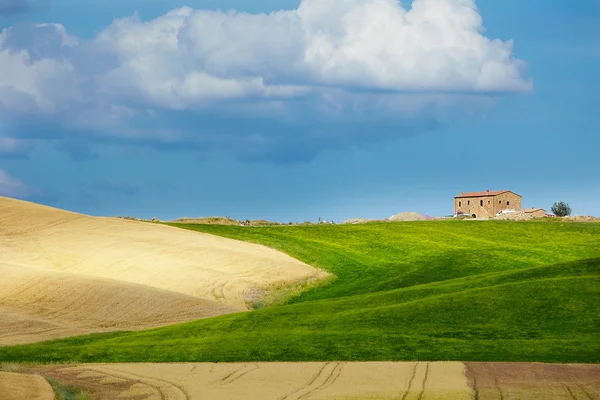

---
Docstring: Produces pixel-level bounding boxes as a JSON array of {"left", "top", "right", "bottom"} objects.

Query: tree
[{"left": 551, "top": 201, "right": 572, "bottom": 217}]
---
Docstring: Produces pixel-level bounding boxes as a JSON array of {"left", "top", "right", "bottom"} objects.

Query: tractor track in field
[
  {"left": 279, "top": 362, "right": 345, "bottom": 400},
  {"left": 215, "top": 364, "right": 260, "bottom": 386},
  {"left": 401, "top": 362, "right": 419, "bottom": 400},
  {"left": 36, "top": 365, "right": 185, "bottom": 400},
  {"left": 577, "top": 384, "right": 594, "bottom": 400},
  {"left": 486, "top": 363, "right": 504, "bottom": 400},
  {"left": 417, "top": 363, "right": 430, "bottom": 400},
  {"left": 563, "top": 383, "right": 578, "bottom": 400},
  {"left": 88, "top": 366, "right": 190, "bottom": 400},
  {"left": 465, "top": 363, "right": 480, "bottom": 400}
]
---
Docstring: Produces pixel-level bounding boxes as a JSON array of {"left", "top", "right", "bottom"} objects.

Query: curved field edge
[
  {"left": 0, "top": 196, "right": 329, "bottom": 345},
  {"left": 1, "top": 221, "right": 599, "bottom": 363},
  {"left": 166, "top": 220, "right": 600, "bottom": 304},
  {"left": 1, "top": 258, "right": 599, "bottom": 363}
]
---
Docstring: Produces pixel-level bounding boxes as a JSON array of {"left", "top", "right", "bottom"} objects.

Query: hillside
[
  {"left": 0, "top": 197, "right": 326, "bottom": 344},
  {"left": 1, "top": 220, "right": 599, "bottom": 363}
]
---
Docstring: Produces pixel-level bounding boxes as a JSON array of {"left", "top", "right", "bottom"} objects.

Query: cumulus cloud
[
  {"left": 0, "top": 0, "right": 532, "bottom": 162},
  {"left": 0, "top": 169, "right": 39, "bottom": 197}
]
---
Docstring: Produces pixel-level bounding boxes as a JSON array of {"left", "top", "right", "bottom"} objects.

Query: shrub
[{"left": 551, "top": 201, "right": 572, "bottom": 217}]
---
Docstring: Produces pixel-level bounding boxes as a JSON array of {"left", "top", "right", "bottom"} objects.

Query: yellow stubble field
[{"left": 0, "top": 196, "right": 328, "bottom": 345}]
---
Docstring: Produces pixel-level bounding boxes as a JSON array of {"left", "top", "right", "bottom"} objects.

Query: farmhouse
[{"left": 454, "top": 190, "right": 522, "bottom": 219}]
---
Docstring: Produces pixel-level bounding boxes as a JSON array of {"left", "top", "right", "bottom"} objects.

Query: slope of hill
[
  {"left": 0, "top": 196, "right": 326, "bottom": 344},
  {"left": 1, "top": 220, "right": 598, "bottom": 363},
  {"left": 0, "top": 262, "right": 235, "bottom": 345}
]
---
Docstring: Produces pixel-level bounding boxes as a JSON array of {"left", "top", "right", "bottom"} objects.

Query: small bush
[
  {"left": 250, "top": 300, "right": 265, "bottom": 310},
  {"left": 551, "top": 201, "right": 572, "bottom": 217}
]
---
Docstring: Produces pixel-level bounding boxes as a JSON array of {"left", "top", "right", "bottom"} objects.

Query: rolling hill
[
  {"left": 0, "top": 196, "right": 326, "bottom": 344},
  {"left": 1, "top": 219, "right": 599, "bottom": 363}
]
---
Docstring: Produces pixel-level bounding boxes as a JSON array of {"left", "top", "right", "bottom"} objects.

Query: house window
[
  {"left": 499, "top": 200, "right": 502, "bottom": 204},
  {"left": 507, "top": 201, "right": 510, "bottom": 206},
  {"left": 459, "top": 201, "right": 462, "bottom": 207},
  {"left": 468, "top": 200, "right": 470, "bottom": 205},
  {"left": 480, "top": 200, "right": 483, "bottom": 206}
]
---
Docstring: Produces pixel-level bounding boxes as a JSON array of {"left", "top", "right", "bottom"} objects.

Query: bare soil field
[
  {"left": 18, "top": 362, "right": 599, "bottom": 400},
  {"left": 27, "top": 362, "right": 472, "bottom": 400},
  {"left": 0, "top": 196, "right": 327, "bottom": 345},
  {"left": 0, "top": 371, "right": 55, "bottom": 400},
  {"left": 466, "top": 362, "right": 600, "bottom": 400}
]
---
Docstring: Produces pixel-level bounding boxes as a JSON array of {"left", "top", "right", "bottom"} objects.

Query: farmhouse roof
[{"left": 455, "top": 190, "right": 521, "bottom": 199}]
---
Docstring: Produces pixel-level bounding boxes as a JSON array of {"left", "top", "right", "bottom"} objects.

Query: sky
[{"left": 0, "top": 0, "right": 598, "bottom": 222}]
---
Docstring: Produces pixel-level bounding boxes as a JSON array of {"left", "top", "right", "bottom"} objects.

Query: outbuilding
[{"left": 521, "top": 208, "right": 547, "bottom": 218}]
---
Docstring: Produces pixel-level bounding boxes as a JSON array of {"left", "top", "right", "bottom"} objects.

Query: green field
[{"left": 1, "top": 220, "right": 599, "bottom": 363}]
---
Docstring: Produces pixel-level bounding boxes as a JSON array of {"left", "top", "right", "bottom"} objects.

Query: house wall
[
  {"left": 492, "top": 192, "right": 522, "bottom": 215},
  {"left": 454, "top": 196, "right": 494, "bottom": 218},
  {"left": 454, "top": 192, "right": 522, "bottom": 219}
]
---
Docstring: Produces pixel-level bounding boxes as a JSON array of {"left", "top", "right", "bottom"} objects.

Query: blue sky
[{"left": 0, "top": 0, "right": 598, "bottom": 222}]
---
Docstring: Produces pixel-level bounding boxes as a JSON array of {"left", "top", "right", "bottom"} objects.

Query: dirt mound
[
  {"left": 388, "top": 212, "right": 427, "bottom": 222},
  {"left": 0, "top": 196, "right": 328, "bottom": 344},
  {"left": 0, "top": 372, "right": 55, "bottom": 400}
]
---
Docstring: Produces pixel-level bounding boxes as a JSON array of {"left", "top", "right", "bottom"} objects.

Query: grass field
[{"left": 1, "top": 220, "right": 599, "bottom": 363}]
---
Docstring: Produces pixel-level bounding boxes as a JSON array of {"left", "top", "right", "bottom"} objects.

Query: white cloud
[
  {"left": 0, "top": 23, "right": 80, "bottom": 114},
  {"left": 90, "top": 0, "right": 530, "bottom": 109},
  {"left": 0, "top": 169, "right": 38, "bottom": 197},
  {"left": 0, "top": 0, "right": 532, "bottom": 160}
]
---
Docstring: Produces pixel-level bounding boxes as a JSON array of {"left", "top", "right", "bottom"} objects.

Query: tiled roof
[{"left": 454, "top": 190, "right": 516, "bottom": 198}]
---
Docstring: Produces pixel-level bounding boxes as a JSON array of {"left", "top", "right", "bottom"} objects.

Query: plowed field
[{"left": 466, "top": 362, "right": 600, "bottom": 400}]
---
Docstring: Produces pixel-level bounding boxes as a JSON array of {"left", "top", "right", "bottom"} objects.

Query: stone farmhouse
[{"left": 454, "top": 190, "right": 522, "bottom": 219}]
